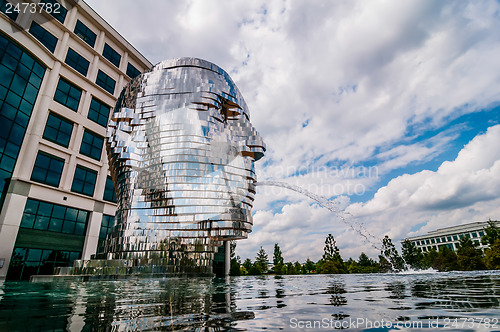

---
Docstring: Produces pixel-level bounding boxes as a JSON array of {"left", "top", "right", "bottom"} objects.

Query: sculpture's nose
[{"left": 240, "top": 123, "right": 266, "bottom": 161}]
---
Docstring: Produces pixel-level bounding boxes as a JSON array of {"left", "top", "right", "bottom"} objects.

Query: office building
[
  {"left": 403, "top": 220, "right": 500, "bottom": 253},
  {"left": 0, "top": 0, "right": 151, "bottom": 280}
]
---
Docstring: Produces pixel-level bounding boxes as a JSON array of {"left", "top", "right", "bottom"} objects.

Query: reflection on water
[
  {"left": 0, "top": 278, "right": 256, "bottom": 331},
  {"left": 0, "top": 271, "right": 499, "bottom": 331}
]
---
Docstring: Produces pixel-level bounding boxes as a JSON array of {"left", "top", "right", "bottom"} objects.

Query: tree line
[{"left": 230, "top": 220, "right": 500, "bottom": 276}]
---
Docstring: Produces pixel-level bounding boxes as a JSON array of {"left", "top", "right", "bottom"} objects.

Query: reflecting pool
[{"left": 1, "top": 270, "right": 499, "bottom": 331}]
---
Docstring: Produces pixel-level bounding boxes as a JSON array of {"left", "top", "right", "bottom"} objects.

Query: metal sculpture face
[{"left": 101, "top": 58, "right": 265, "bottom": 273}]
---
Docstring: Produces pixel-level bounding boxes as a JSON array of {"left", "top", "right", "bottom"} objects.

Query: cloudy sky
[{"left": 85, "top": 0, "right": 500, "bottom": 262}]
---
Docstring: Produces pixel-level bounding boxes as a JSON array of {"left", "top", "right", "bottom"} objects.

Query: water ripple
[{"left": 0, "top": 271, "right": 499, "bottom": 331}]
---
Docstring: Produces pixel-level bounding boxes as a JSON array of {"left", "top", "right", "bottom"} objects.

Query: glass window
[
  {"left": 126, "top": 63, "right": 140, "bottom": 79},
  {"left": 42, "top": 112, "right": 73, "bottom": 147},
  {"left": 19, "top": 198, "right": 88, "bottom": 234},
  {"left": 99, "top": 214, "right": 114, "bottom": 239},
  {"left": 71, "top": 165, "right": 97, "bottom": 196},
  {"left": 96, "top": 70, "right": 115, "bottom": 95},
  {"left": 7, "top": 247, "right": 80, "bottom": 281},
  {"left": 39, "top": 0, "right": 67, "bottom": 24},
  {"left": 28, "top": 21, "right": 57, "bottom": 53},
  {"left": 53, "top": 77, "right": 82, "bottom": 111},
  {"left": 80, "top": 129, "right": 103, "bottom": 161},
  {"left": 102, "top": 43, "right": 121, "bottom": 68},
  {"left": 73, "top": 20, "right": 96, "bottom": 47},
  {"left": 64, "top": 48, "right": 89, "bottom": 76},
  {"left": 62, "top": 207, "right": 87, "bottom": 235},
  {"left": 88, "top": 97, "right": 110, "bottom": 127},
  {"left": 30, "top": 151, "right": 64, "bottom": 187},
  {"left": 103, "top": 176, "right": 116, "bottom": 202},
  {"left": 0, "top": 32, "right": 46, "bottom": 207},
  {"left": 0, "top": 0, "right": 18, "bottom": 20},
  {"left": 98, "top": 214, "right": 114, "bottom": 249}
]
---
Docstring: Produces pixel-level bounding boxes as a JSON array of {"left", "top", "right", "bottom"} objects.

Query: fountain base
[{"left": 30, "top": 257, "right": 215, "bottom": 282}]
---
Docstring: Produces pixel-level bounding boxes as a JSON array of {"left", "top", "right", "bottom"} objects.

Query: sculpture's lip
[{"left": 241, "top": 146, "right": 266, "bottom": 161}]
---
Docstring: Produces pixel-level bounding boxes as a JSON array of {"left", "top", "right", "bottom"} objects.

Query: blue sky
[{"left": 86, "top": 0, "right": 500, "bottom": 261}]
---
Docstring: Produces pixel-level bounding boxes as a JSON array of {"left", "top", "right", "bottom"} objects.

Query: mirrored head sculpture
[{"left": 98, "top": 58, "right": 265, "bottom": 275}]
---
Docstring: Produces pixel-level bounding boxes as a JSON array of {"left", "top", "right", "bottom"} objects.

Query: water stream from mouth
[{"left": 256, "top": 181, "right": 382, "bottom": 251}]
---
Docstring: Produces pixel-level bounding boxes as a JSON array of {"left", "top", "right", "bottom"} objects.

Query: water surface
[{"left": 1, "top": 270, "right": 499, "bottom": 331}]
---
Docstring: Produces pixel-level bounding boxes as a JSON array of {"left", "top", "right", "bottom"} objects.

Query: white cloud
[{"left": 348, "top": 124, "right": 500, "bottom": 241}]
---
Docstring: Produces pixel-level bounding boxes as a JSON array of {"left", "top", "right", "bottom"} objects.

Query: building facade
[
  {"left": 403, "top": 220, "right": 500, "bottom": 253},
  {"left": 0, "top": 0, "right": 151, "bottom": 280}
]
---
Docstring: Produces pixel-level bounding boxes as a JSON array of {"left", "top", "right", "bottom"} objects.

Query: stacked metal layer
[{"left": 95, "top": 58, "right": 265, "bottom": 275}]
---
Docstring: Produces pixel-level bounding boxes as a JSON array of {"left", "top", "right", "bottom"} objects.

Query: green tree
[
  {"left": 242, "top": 258, "right": 252, "bottom": 272},
  {"left": 320, "top": 260, "right": 344, "bottom": 274},
  {"left": 378, "top": 255, "right": 392, "bottom": 273},
  {"left": 315, "top": 259, "right": 323, "bottom": 274},
  {"left": 401, "top": 239, "right": 424, "bottom": 269},
  {"left": 481, "top": 219, "right": 500, "bottom": 246},
  {"left": 255, "top": 246, "right": 269, "bottom": 274},
  {"left": 273, "top": 243, "right": 284, "bottom": 275},
  {"left": 421, "top": 248, "right": 438, "bottom": 269},
  {"left": 248, "top": 265, "right": 261, "bottom": 275},
  {"left": 345, "top": 258, "right": 360, "bottom": 273},
  {"left": 484, "top": 238, "right": 500, "bottom": 270},
  {"left": 229, "top": 241, "right": 241, "bottom": 276},
  {"left": 321, "top": 234, "right": 345, "bottom": 273},
  {"left": 357, "top": 252, "right": 378, "bottom": 273},
  {"left": 285, "top": 262, "right": 296, "bottom": 275},
  {"left": 433, "top": 246, "right": 458, "bottom": 271},
  {"left": 304, "top": 258, "right": 316, "bottom": 274},
  {"left": 456, "top": 237, "right": 485, "bottom": 271},
  {"left": 381, "top": 235, "right": 405, "bottom": 272},
  {"left": 358, "top": 252, "right": 372, "bottom": 267},
  {"left": 230, "top": 257, "right": 242, "bottom": 276},
  {"left": 323, "top": 234, "right": 342, "bottom": 262},
  {"left": 294, "top": 261, "right": 302, "bottom": 274}
]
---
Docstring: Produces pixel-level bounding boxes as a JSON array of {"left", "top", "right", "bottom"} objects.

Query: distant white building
[{"left": 403, "top": 220, "right": 500, "bottom": 253}]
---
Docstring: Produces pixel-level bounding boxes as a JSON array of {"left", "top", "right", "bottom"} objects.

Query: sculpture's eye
[
  {"left": 207, "top": 97, "right": 244, "bottom": 124},
  {"left": 221, "top": 99, "right": 242, "bottom": 122}
]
